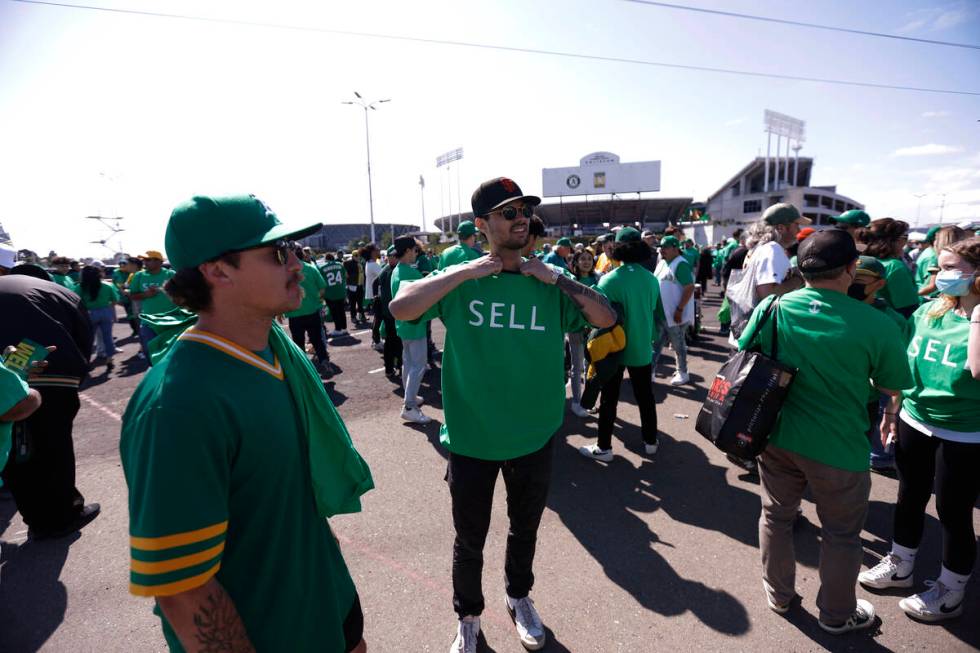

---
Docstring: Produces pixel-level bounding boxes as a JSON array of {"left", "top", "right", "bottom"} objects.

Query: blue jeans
[
  {"left": 865, "top": 394, "right": 894, "bottom": 468},
  {"left": 652, "top": 325, "right": 688, "bottom": 375},
  {"left": 139, "top": 323, "right": 156, "bottom": 360},
  {"left": 401, "top": 338, "right": 427, "bottom": 409},
  {"left": 89, "top": 306, "right": 117, "bottom": 357}
]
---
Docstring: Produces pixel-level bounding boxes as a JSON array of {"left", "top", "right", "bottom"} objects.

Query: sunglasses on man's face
[
  {"left": 223, "top": 239, "right": 291, "bottom": 266},
  {"left": 493, "top": 205, "right": 534, "bottom": 221}
]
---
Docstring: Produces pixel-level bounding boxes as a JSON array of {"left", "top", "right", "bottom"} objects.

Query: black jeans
[
  {"left": 894, "top": 418, "right": 980, "bottom": 575},
  {"left": 382, "top": 316, "right": 402, "bottom": 373},
  {"left": 325, "top": 299, "right": 347, "bottom": 332},
  {"left": 287, "top": 312, "right": 328, "bottom": 363},
  {"left": 347, "top": 287, "right": 365, "bottom": 321},
  {"left": 446, "top": 437, "right": 554, "bottom": 617},
  {"left": 2, "top": 387, "right": 85, "bottom": 532},
  {"left": 597, "top": 364, "right": 658, "bottom": 450}
]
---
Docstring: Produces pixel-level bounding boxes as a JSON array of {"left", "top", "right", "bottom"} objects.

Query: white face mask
[{"left": 935, "top": 269, "right": 977, "bottom": 297}]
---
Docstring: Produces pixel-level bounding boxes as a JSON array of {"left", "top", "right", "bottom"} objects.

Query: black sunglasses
[
  {"left": 492, "top": 205, "right": 534, "bottom": 221},
  {"left": 221, "top": 238, "right": 291, "bottom": 266}
]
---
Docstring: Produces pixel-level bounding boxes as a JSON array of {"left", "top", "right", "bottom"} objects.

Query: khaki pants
[{"left": 759, "top": 445, "right": 871, "bottom": 624}]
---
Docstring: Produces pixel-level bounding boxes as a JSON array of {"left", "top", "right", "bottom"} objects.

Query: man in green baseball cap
[
  {"left": 914, "top": 226, "right": 943, "bottom": 296},
  {"left": 832, "top": 209, "right": 870, "bottom": 248},
  {"left": 543, "top": 237, "right": 572, "bottom": 269},
  {"left": 438, "top": 220, "right": 484, "bottom": 269}
]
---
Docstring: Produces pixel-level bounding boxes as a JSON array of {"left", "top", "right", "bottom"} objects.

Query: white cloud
[
  {"left": 921, "top": 110, "right": 951, "bottom": 118},
  {"left": 892, "top": 144, "right": 964, "bottom": 157},
  {"left": 724, "top": 118, "right": 745, "bottom": 127},
  {"left": 896, "top": 2, "right": 978, "bottom": 34}
]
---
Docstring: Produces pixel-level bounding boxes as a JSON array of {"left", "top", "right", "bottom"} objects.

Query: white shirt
[
  {"left": 364, "top": 260, "right": 382, "bottom": 300},
  {"left": 748, "top": 241, "right": 790, "bottom": 288}
]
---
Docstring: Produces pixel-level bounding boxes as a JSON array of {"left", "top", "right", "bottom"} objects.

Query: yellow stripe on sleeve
[
  {"left": 130, "top": 562, "right": 221, "bottom": 597},
  {"left": 130, "top": 542, "right": 225, "bottom": 575},
  {"left": 130, "top": 521, "right": 227, "bottom": 551}
]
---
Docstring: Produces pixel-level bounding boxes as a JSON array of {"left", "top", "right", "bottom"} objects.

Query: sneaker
[
  {"left": 317, "top": 361, "right": 334, "bottom": 377},
  {"left": 505, "top": 595, "right": 546, "bottom": 651},
  {"left": 415, "top": 395, "right": 425, "bottom": 406},
  {"left": 766, "top": 594, "right": 790, "bottom": 615},
  {"left": 818, "top": 598, "right": 875, "bottom": 634},
  {"left": 372, "top": 342, "right": 384, "bottom": 352},
  {"left": 644, "top": 441, "right": 659, "bottom": 455},
  {"left": 449, "top": 616, "right": 480, "bottom": 653},
  {"left": 569, "top": 402, "right": 589, "bottom": 418},
  {"left": 669, "top": 372, "right": 690, "bottom": 386},
  {"left": 578, "top": 444, "right": 613, "bottom": 462},
  {"left": 899, "top": 580, "right": 964, "bottom": 622},
  {"left": 587, "top": 405, "right": 599, "bottom": 415},
  {"left": 30, "top": 503, "right": 101, "bottom": 540},
  {"left": 400, "top": 407, "right": 431, "bottom": 424},
  {"left": 858, "top": 553, "right": 914, "bottom": 590}
]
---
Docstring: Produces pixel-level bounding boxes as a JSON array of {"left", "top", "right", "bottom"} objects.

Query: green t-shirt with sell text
[
  {"left": 0, "top": 364, "right": 29, "bottom": 484},
  {"left": 902, "top": 304, "right": 980, "bottom": 433},
  {"left": 878, "top": 257, "right": 919, "bottom": 312},
  {"left": 739, "top": 288, "right": 913, "bottom": 472},
  {"left": 438, "top": 243, "right": 483, "bottom": 269},
  {"left": 285, "top": 261, "right": 327, "bottom": 318},
  {"left": 318, "top": 260, "right": 347, "bottom": 301},
  {"left": 392, "top": 263, "right": 429, "bottom": 340},
  {"left": 81, "top": 281, "right": 121, "bottom": 310},
  {"left": 130, "top": 269, "right": 177, "bottom": 316},
  {"left": 120, "top": 332, "right": 356, "bottom": 653},
  {"left": 420, "top": 268, "right": 589, "bottom": 460},
  {"left": 597, "top": 264, "right": 662, "bottom": 367}
]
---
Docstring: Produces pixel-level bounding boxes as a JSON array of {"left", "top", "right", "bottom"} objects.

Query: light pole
[
  {"left": 343, "top": 92, "right": 390, "bottom": 244},
  {"left": 913, "top": 193, "right": 927, "bottom": 227}
]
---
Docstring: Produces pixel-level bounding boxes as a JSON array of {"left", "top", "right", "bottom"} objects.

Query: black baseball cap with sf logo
[{"left": 471, "top": 177, "right": 541, "bottom": 218}]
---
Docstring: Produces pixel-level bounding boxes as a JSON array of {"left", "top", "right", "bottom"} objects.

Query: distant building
[{"left": 300, "top": 223, "right": 420, "bottom": 251}]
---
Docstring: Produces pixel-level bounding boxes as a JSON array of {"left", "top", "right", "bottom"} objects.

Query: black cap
[
  {"left": 797, "top": 229, "right": 859, "bottom": 273},
  {"left": 471, "top": 177, "right": 541, "bottom": 217}
]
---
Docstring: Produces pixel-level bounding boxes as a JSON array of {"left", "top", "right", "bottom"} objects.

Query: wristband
[{"left": 883, "top": 411, "right": 898, "bottom": 416}]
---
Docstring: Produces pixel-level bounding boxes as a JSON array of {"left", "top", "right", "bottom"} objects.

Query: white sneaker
[
  {"left": 645, "top": 442, "right": 659, "bottom": 455},
  {"left": 505, "top": 595, "right": 546, "bottom": 651},
  {"left": 400, "top": 407, "right": 431, "bottom": 424},
  {"left": 569, "top": 402, "right": 589, "bottom": 417},
  {"left": 449, "top": 615, "right": 480, "bottom": 653},
  {"left": 415, "top": 395, "right": 425, "bottom": 406},
  {"left": 669, "top": 372, "right": 690, "bottom": 386},
  {"left": 818, "top": 598, "right": 876, "bottom": 634},
  {"left": 899, "top": 580, "right": 964, "bottom": 622},
  {"left": 578, "top": 444, "right": 613, "bottom": 462},
  {"left": 858, "top": 553, "right": 914, "bottom": 589}
]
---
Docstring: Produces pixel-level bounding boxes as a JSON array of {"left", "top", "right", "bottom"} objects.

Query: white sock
[
  {"left": 938, "top": 566, "right": 970, "bottom": 593},
  {"left": 891, "top": 543, "right": 918, "bottom": 566}
]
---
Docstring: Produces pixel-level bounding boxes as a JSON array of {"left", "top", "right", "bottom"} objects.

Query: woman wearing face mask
[
  {"left": 861, "top": 218, "right": 919, "bottom": 317},
  {"left": 859, "top": 237, "right": 980, "bottom": 622}
]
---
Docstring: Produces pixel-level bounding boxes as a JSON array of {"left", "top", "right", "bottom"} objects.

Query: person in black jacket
[
  {"left": 374, "top": 247, "right": 403, "bottom": 377},
  {"left": 0, "top": 273, "right": 100, "bottom": 538}
]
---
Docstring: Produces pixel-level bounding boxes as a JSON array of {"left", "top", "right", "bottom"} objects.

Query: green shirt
[
  {"left": 50, "top": 273, "right": 77, "bottom": 292},
  {"left": 420, "top": 268, "right": 588, "bottom": 460},
  {"left": 739, "top": 288, "right": 912, "bottom": 472},
  {"left": 575, "top": 272, "right": 600, "bottom": 288},
  {"left": 598, "top": 264, "right": 663, "bottom": 367},
  {"left": 392, "top": 263, "right": 428, "bottom": 340},
  {"left": 542, "top": 251, "right": 568, "bottom": 269},
  {"left": 902, "top": 304, "right": 980, "bottom": 434},
  {"left": 867, "top": 298, "right": 908, "bottom": 402},
  {"left": 682, "top": 247, "right": 699, "bottom": 269},
  {"left": 0, "top": 364, "right": 29, "bottom": 484},
  {"left": 318, "top": 260, "right": 348, "bottom": 301},
  {"left": 415, "top": 253, "right": 434, "bottom": 274},
  {"left": 130, "top": 269, "right": 177, "bottom": 316},
  {"left": 285, "top": 261, "right": 326, "bottom": 318},
  {"left": 673, "top": 258, "right": 695, "bottom": 286},
  {"left": 438, "top": 243, "right": 482, "bottom": 269},
  {"left": 112, "top": 268, "right": 130, "bottom": 289},
  {"left": 81, "top": 281, "right": 121, "bottom": 310},
  {"left": 878, "top": 257, "right": 919, "bottom": 311},
  {"left": 914, "top": 247, "right": 938, "bottom": 295},
  {"left": 120, "top": 333, "right": 356, "bottom": 653}
]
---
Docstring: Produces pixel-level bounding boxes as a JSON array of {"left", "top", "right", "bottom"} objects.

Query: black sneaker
[
  {"left": 30, "top": 503, "right": 101, "bottom": 540},
  {"left": 818, "top": 599, "right": 875, "bottom": 634}
]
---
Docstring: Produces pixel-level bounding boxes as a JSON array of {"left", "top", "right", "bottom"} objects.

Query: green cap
[
  {"left": 556, "top": 237, "right": 573, "bottom": 247},
  {"left": 834, "top": 209, "right": 870, "bottom": 227},
  {"left": 925, "top": 225, "right": 941, "bottom": 243},
  {"left": 855, "top": 255, "right": 886, "bottom": 278},
  {"left": 386, "top": 245, "right": 396, "bottom": 256},
  {"left": 762, "top": 202, "right": 811, "bottom": 226},
  {"left": 457, "top": 220, "right": 477, "bottom": 238},
  {"left": 660, "top": 235, "right": 681, "bottom": 248},
  {"left": 165, "top": 195, "right": 321, "bottom": 270},
  {"left": 614, "top": 227, "right": 641, "bottom": 243}
]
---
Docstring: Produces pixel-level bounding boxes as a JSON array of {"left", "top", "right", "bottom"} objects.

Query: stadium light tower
[{"left": 343, "top": 92, "right": 390, "bottom": 244}]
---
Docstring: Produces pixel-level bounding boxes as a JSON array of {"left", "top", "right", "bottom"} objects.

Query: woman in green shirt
[
  {"left": 861, "top": 218, "right": 919, "bottom": 317},
  {"left": 79, "top": 266, "right": 120, "bottom": 371},
  {"left": 861, "top": 237, "right": 980, "bottom": 623},
  {"left": 567, "top": 251, "right": 599, "bottom": 416}
]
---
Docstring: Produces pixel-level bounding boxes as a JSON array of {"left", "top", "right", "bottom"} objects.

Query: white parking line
[
  {"left": 368, "top": 367, "right": 386, "bottom": 374},
  {"left": 79, "top": 393, "right": 122, "bottom": 422}
]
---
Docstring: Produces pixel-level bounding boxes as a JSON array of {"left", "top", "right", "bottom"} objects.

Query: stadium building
[{"left": 300, "top": 223, "right": 420, "bottom": 251}]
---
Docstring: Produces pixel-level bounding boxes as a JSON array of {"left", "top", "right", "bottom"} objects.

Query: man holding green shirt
[
  {"left": 438, "top": 221, "right": 483, "bottom": 269},
  {"left": 130, "top": 250, "right": 177, "bottom": 359},
  {"left": 391, "top": 236, "right": 431, "bottom": 424},
  {"left": 285, "top": 244, "right": 331, "bottom": 376},
  {"left": 739, "top": 229, "right": 912, "bottom": 634},
  {"left": 390, "top": 177, "right": 615, "bottom": 653}
]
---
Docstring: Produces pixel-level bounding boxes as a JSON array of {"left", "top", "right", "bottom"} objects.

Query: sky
[{"left": 0, "top": 0, "right": 978, "bottom": 257}]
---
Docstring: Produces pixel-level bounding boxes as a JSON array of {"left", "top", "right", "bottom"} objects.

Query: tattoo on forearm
[
  {"left": 555, "top": 275, "right": 613, "bottom": 313},
  {"left": 192, "top": 591, "right": 255, "bottom": 653}
]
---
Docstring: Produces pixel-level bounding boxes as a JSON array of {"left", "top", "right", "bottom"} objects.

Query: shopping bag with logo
[{"left": 695, "top": 296, "right": 797, "bottom": 460}]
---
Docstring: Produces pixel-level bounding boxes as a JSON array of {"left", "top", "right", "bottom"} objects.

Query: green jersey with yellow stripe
[{"left": 120, "top": 328, "right": 356, "bottom": 652}]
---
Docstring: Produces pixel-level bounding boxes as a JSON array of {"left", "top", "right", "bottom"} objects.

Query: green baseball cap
[
  {"left": 834, "top": 209, "right": 870, "bottom": 227},
  {"left": 556, "top": 237, "right": 573, "bottom": 247},
  {"left": 614, "top": 227, "right": 641, "bottom": 243},
  {"left": 762, "top": 202, "right": 811, "bottom": 226},
  {"left": 457, "top": 220, "right": 477, "bottom": 238},
  {"left": 855, "top": 255, "right": 886, "bottom": 278},
  {"left": 925, "top": 225, "right": 941, "bottom": 243},
  {"left": 660, "top": 235, "right": 681, "bottom": 248},
  {"left": 386, "top": 245, "right": 396, "bottom": 256},
  {"left": 165, "top": 195, "right": 321, "bottom": 270}
]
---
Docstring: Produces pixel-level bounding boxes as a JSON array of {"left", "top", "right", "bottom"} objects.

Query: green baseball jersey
[
  {"left": 739, "top": 288, "right": 912, "bottom": 472},
  {"left": 50, "top": 273, "right": 77, "bottom": 292},
  {"left": 438, "top": 243, "right": 482, "bottom": 269},
  {"left": 598, "top": 264, "right": 663, "bottom": 367},
  {"left": 318, "top": 260, "right": 347, "bottom": 301},
  {"left": 416, "top": 268, "right": 588, "bottom": 460},
  {"left": 902, "top": 304, "right": 980, "bottom": 434},
  {"left": 0, "top": 364, "right": 29, "bottom": 483},
  {"left": 81, "top": 281, "right": 121, "bottom": 310},
  {"left": 120, "top": 329, "right": 356, "bottom": 652},
  {"left": 392, "top": 263, "right": 428, "bottom": 340},
  {"left": 129, "top": 269, "right": 177, "bottom": 316},
  {"left": 877, "top": 257, "right": 919, "bottom": 311},
  {"left": 914, "top": 247, "right": 938, "bottom": 294},
  {"left": 415, "top": 253, "right": 434, "bottom": 274},
  {"left": 285, "top": 261, "right": 326, "bottom": 318}
]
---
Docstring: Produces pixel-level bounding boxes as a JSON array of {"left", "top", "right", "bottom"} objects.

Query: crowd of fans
[{"left": 0, "top": 184, "right": 977, "bottom": 651}]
